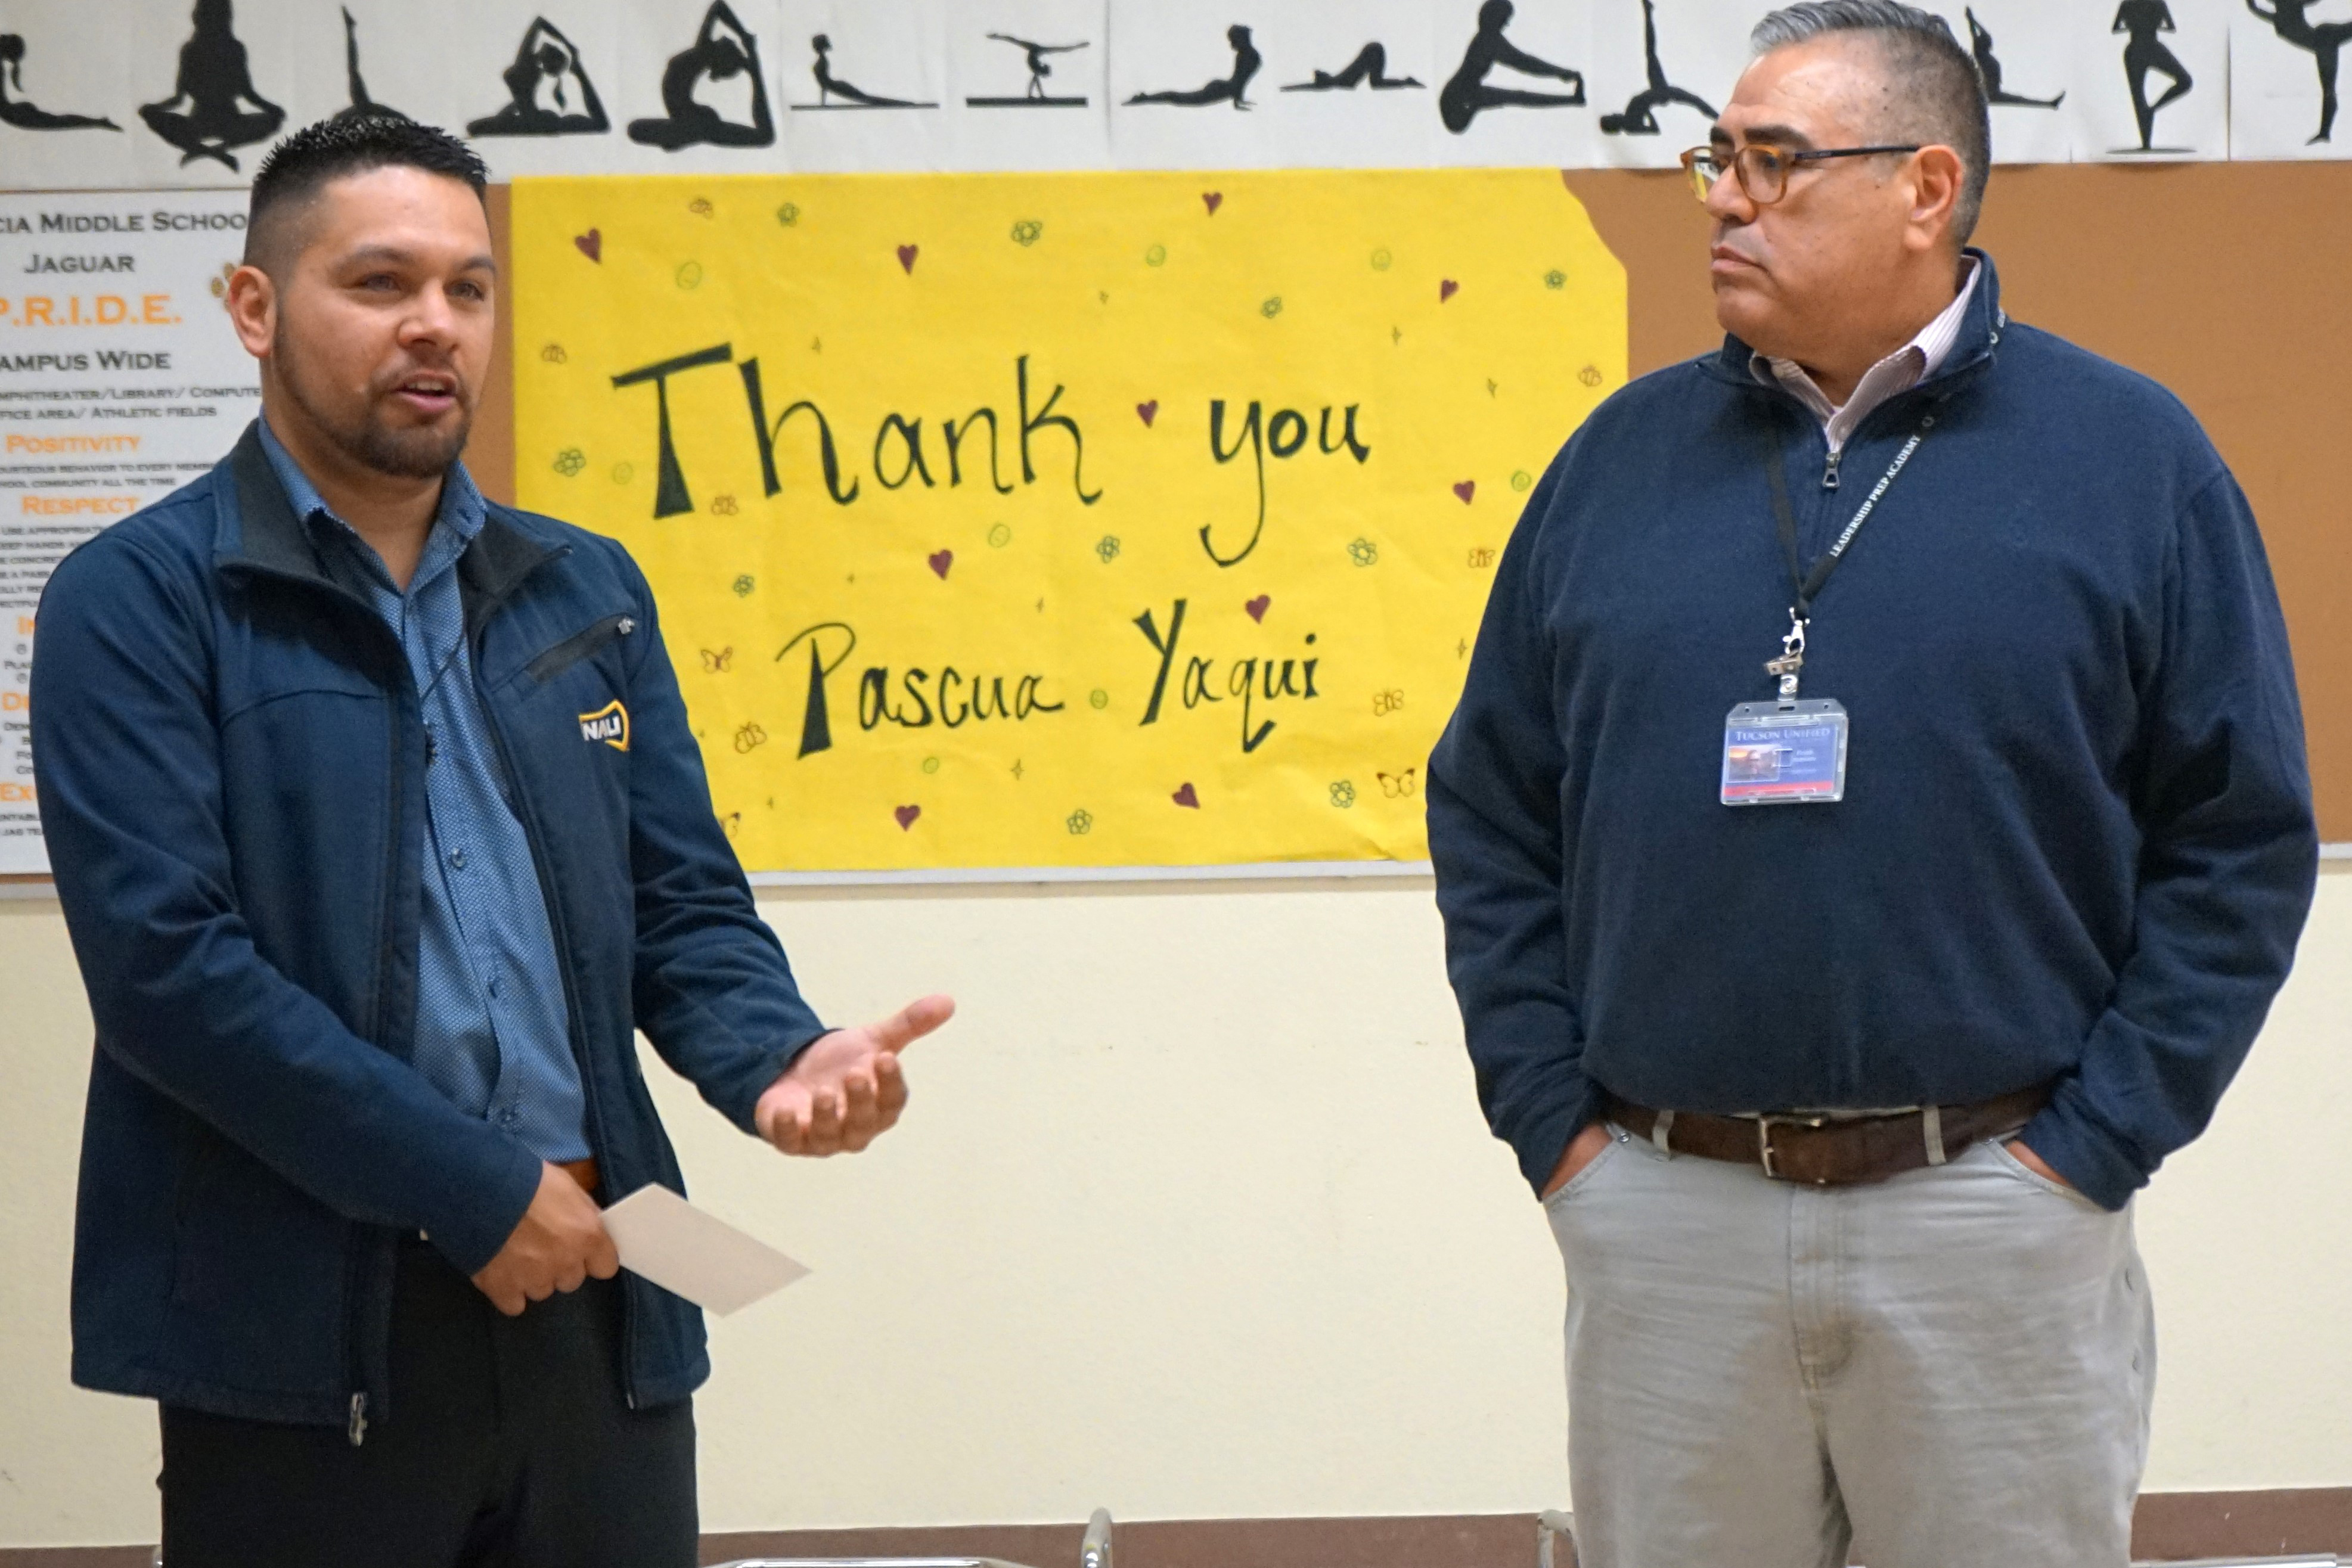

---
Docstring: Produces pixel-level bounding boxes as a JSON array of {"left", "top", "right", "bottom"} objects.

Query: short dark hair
[
  {"left": 1750, "top": 1, "right": 1991, "bottom": 244},
  {"left": 244, "top": 113, "right": 490, "bottom": 274}
]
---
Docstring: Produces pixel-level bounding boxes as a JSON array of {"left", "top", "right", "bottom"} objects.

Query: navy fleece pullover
[{"left": 1428, "top": 253, "right": 2317, "bottom": 1212}]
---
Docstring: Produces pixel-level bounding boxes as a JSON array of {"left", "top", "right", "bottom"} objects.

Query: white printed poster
[
  {"left": 2228, "top": 0, "right": 2352, "bottom": 161},
  {"left": 0, "top": 190, "right": 259, "bottom": 873},
  {"left": 2065, "top": 0, "right": 2231, "bottom": 162}
]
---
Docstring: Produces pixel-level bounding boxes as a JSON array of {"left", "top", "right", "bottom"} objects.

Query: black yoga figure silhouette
[
  {"left": 138, "top": 0, "right": 284, "bottom": 170},
  {"left": 2246, "top": 0, "right": 2352, "bottom": 143},
  {"left": 1126, "top": 25, "right": 1261, "bottom": 108},
  {"left": 1441, "top": 0, "right": 1585, "bottom": 134},
  {"left": 1599, "top": 0, "right": 1714, "bottom": 135},
  {"left": 798, "top": 32, "right": 935, "bottom": 109},
  {"left": 989, "top": 33, "right": 1089, "bottom": 100},
  {"left": 0, "top": 33, "right": 120, "bottom": 132},
  {"left": 468, "top": 18, "right": 608, "bottom": 136},
  {"left": 1966, "top": 8, "right": 2063, "bottom": 108},
  {"left": 340, "top": 8, "right": 404, "bottom": 118},
  {"left": 631, "top": 1, "right": 775, "bottom": 147},
  {"left": 2114, "top": 0, "right": 2192, "bottom": 151},
  {"left": 1283, "top": 43, "right": 1422, "bottom": 92}
]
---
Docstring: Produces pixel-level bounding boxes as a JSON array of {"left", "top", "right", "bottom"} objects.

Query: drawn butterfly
[
  {"left": 720, "top": 812, "right": 741, "bottom": 838},
  {"left": 1377, "top": 768, "right": 1418, "bottom": 799},
  {"left": 700, "top": 646, "right": 734, "bottom": 672}
]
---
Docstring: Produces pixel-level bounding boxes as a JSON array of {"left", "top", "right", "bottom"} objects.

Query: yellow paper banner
[{"left": 513, "top": 170, "right": 1624, "bottom": 871}]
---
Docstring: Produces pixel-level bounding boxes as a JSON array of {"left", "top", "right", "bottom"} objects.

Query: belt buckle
[{"left": 1755, "top": 1113, "right": 1830, "bottom": 1181}]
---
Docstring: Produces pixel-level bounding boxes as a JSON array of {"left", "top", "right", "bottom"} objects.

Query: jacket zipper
[
  {"left": 225, "top": 560, "right": 415, "bottom": 1445},
  {"left": 473, "top": 616, "right": 638, "bottom": 1410},
  {"left": 525, "top": 612, "right": 637, "bottom": 684},
  {"left": 1822, "top": 448, "right": 1842, "bottom": 491}
]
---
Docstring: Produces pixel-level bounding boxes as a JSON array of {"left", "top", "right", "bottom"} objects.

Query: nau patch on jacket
[{"left": 579, "top": 700, "right": 629, "bottom": 752}]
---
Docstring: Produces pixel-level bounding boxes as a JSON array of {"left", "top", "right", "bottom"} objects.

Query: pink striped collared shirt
[{"left": 1752, "top": 258, "right": 1983, "bottom": 457}]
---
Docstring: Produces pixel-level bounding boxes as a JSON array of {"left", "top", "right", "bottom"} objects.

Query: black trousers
[{"left": 160, "top": 1235, "right": 696, "bottom": 1568}]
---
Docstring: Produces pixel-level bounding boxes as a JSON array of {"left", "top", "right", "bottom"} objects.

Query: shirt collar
[
  {"left": 256, "top": 414, "right": 486, "bottom": 563},
  {"left": 1748, "top": 256, "right": 1983, "bottom": 436}
]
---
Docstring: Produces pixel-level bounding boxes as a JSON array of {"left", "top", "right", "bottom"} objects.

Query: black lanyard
[
  {"left": 1757, "top": 403, "right": 1939, "bottom": 700},
  {"left": 1763, "top": 406, "right": 1938, "bottom": 621}
]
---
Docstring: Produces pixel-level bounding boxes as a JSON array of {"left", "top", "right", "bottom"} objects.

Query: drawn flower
[
  {"left": 988, "top": 523, "right": 1013, "bottom": 548},
  {"left": 1088, "top": 689, "right": 1110, "bottom": 711},
  {"left": 731, "top": 574, "right": 755, "bottom": 597},
  {"left": 1330, "top": 781, "right": 1357, "bottom": 809},
  {"left": 551, "top": 448, "right": 586, "bottom": 477},
  {"left": 1261, "top": 296, "right": 1283, "bottom": 319},
  {"left": 777, "top": 202, "right": 801, "bottom": 226},
  {"left": 1010, "top": 219, "right": 1044, "bottom": 246},
  {"left": 733, "top": 722, "right": 767, "bottom": 753},
  {"left": 1510, "top": 470, "right": 1533, "bottom": 491},
  {"left": 1579, "top": 365, "right": 1605, "bottom": 387},
  {"left": 1544, "top": 269, "right": 1567, "bottom": 290},
  {"left": 688, "top": 197, "right": 714, "bottom": 218},
  {"left": 1066, "top": 808, "right": 1094, "bottom": 836},
  {"left": 676, "top": 261, "right": 704, "bottom": 289},
  {"left": 1370, "top": 248, "right": 1393, "bottom": 271},
  {"left": 709, "top": 493, "right": 739, "bottom": 516},
  {"left": 1347, "top": 538, "right": 1379, "bottom": 567},
  {"left": 1144, "top": 244, "right": 1167, "bottom": 266},
  {"left": 612, "top": 462, "right": 635, "bottom": 484},
  {"left": 539, "top": 343, "right": 568, "bottom": 364},
  {"left": 1096, "top": 535, "right": 1121, "bottom": 563}
]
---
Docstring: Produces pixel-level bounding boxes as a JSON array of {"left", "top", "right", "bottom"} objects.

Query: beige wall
[{"left": 4, "top": 866, "right": 2348, "bottom": 1548}]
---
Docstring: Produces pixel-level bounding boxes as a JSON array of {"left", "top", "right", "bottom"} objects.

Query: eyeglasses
[{"left": 1679, "top": 143, "right": 1922, "bottom": 206}]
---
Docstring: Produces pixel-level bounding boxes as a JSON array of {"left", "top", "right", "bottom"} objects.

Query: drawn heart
[
  {"left": 1202, "top": 191, "right": 1224, "bottom": 215},
  {"left": 1453, "top": 480, "right": 1476, "bottom": 504},
  {"left": 1172, "top": 783, "right": 1200, "bottom": 809},
  {"left": 927, "top": 549, "right": 953, "bottom": 579},
  {"left": 1245, "top": 594, "right": 1270, "bottom": 623},
  {"left": 573, "top": 228, "right": 601, "bottom": 263},
  {"left": 1137, "top": 399, "right": 1159, "bottom": 427},
  {"left": 896, "top": 243, "right": 919, "bottom": 274},
  {"left": 894, "top": 805, "right": 921, "bottom": 830},
  {"left": 1439, "top": 278, "right": 1460, "bottom": 303}
]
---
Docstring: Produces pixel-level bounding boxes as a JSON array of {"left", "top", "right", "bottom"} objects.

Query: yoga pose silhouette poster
[
  {"left": 1953, "top": 0, "right": 2072, "bottom": 165},
  {"left": 511, "top": 170, "right": 1624, "bottom": 871},
  {"left": 776, "top": 0, "right": 954, "bottom": 172},
  {"left": 1106, "top": 1, "right": 1442, "bottom": 170},
  {"left": 1583, "top": 0, "right": 1760, "bottom": 169},
  {"left": 944, "top": 1, "right": 1112, "bottom": 172},
  {"left": 2230, "top": 0, "right": 2352, "bottom": 159},
  {"left": 2065, "top": 0, "right": 2229, "bottom": 160}
]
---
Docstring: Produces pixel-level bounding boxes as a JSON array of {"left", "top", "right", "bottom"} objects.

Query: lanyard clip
[{"left": 1763, "top": 611, "right": 1807, "bottom": 704}]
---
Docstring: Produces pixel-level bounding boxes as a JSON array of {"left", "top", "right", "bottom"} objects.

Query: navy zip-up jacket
[
  {"left": 1428, "top": 254, "right": 2317, "bottom": 1212},
  {"left": 33, "top": 424, "right": 829, "bottom": 1429}
]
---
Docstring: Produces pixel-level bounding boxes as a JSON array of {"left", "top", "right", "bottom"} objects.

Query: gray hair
[{"left": 1749, "top": 1, "right": 1991, "bottom": 244}]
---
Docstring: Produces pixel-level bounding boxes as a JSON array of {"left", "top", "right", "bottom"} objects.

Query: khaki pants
[{"left": 1545, "top": 1122, "right": 2155, "bottom": 1568}]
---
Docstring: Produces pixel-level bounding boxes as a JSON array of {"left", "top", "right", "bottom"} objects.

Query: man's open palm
[{"left": 755, "top": 994, "right": 954, "bottom": 1156}]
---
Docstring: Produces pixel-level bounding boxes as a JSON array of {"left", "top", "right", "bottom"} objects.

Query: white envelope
[{"left": 601, "top": 1184, "right": 811, "bottom": 1316}]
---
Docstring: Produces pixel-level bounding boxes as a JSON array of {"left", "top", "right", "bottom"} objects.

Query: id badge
[{"left": 1721, "top": 699, "right": 1850, "bottom": 806}]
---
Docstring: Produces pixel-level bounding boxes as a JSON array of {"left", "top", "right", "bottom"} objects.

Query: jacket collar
[
  {"left": 216, "top": 420, "right": 564, "bottom": 625},
  {"left": 1700, "top": 247, "right": 2006, "bottom": 395}
]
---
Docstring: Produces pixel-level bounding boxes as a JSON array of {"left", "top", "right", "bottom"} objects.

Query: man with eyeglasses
[{"left": 1429, "top": 4, "right": 2315, "bottom": 1566}]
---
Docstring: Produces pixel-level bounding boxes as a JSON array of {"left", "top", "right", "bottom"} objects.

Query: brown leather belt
[
  {"left": 560, "top": 1157, "right": 600, "bottom": 1196},
  {"left": 1603, "top": 1085, "right": 2052, "bottom": 1187}
]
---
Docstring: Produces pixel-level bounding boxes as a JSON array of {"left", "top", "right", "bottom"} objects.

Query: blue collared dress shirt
[{"left": 259, "top": 420, "right": 589, "bottom": 1163}]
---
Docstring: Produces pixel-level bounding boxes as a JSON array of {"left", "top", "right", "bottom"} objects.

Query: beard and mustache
[{"left": 272, "top": 319, "right": 474, "bottom": 481}]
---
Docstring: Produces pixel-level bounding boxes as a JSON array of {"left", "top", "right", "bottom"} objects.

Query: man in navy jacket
[
  {"left": 1429, "top": 5, "right": 2315, "bottom": 1566},
  {"left": 33, "top": 115, "right": 950, "bottom": 1567}
]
